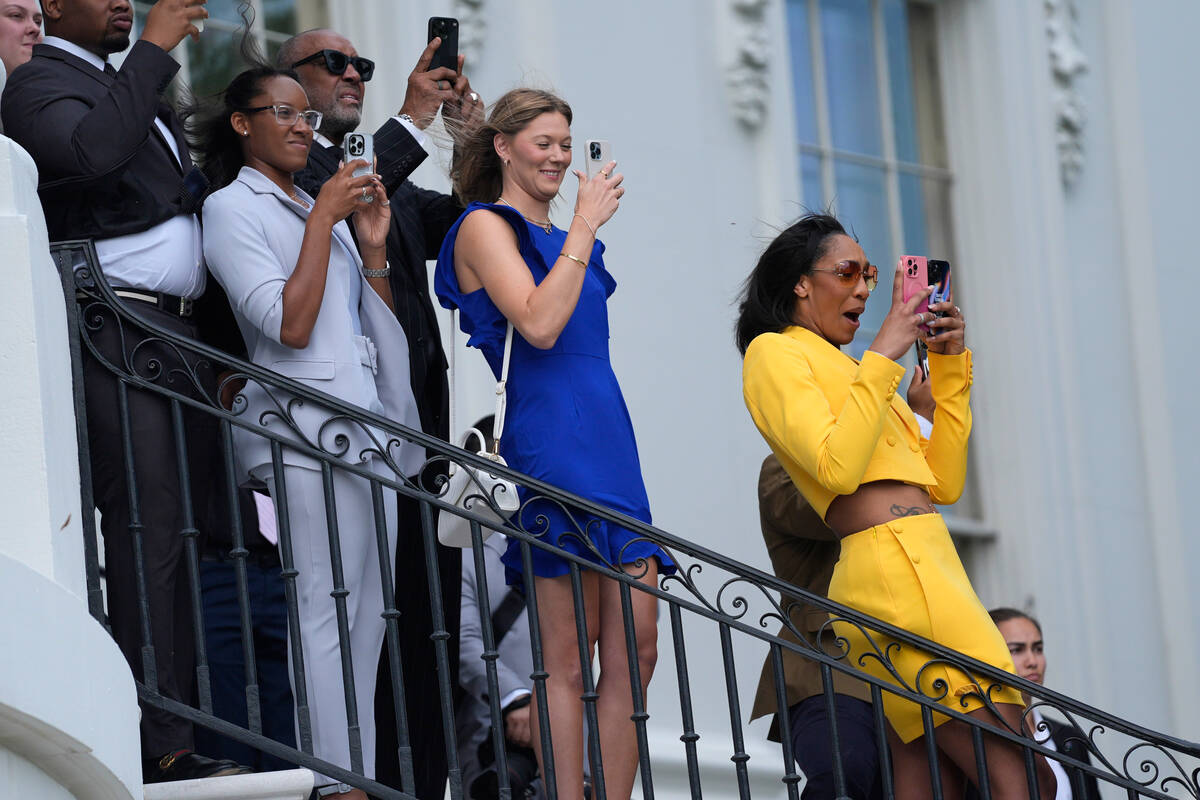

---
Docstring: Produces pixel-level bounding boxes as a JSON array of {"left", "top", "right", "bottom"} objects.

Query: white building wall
[{"left": 322, "top": 0, "right": 1200, "bottom": 792}]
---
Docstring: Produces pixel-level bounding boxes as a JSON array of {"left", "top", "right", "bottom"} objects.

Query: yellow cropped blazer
[{"left": 742, "top": 326, "right": 973, "bottom": 520}]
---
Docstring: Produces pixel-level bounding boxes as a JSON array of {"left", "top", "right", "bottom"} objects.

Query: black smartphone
[
  {"left": 915, "top": 340, "right": 930, "bottom": 376},
  {"left": 427, "top": 17, "right": 459, "bottom": 72}
]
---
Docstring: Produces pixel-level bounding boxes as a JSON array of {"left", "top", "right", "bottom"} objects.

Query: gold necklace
[{"left": 497, "top": 196, "right": 552, "bottom": 234}]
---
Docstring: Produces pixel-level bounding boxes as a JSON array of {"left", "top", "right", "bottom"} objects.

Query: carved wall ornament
[
  {"left": 725, "top": 0, "right": 770, "bottom": 129},
  {"left": 454, "top": 0, "right": 487, "bottom": 66},
  {"left": 1044, "top": 0, "right": 1089, "bottom": 188}
]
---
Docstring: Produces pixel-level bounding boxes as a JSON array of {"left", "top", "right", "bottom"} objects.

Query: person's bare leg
[
  {"left": 934, "top": 703, "right": 1056, "bottom": 800},
  {"left": 888, "top": 724, "right": 936, "bottom": 800},
  {"left": 592, "top": 561, "right": 659, "bottom": 800},
  {"left": 530, "top": 572, "right": 599, "bottom": 800}
]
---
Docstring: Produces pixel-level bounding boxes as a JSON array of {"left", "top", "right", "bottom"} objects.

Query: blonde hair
[{"left": 451, "top": 88, "right": 573, "bottom": 206}]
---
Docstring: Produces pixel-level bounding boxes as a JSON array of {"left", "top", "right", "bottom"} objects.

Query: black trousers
[
  {"left": 80, "top": 299, "right": 219, "bottom": 758},
  {"left": 788, "top": 694, "right": 885, "bottom": 800},
  {"left": 374, "top": 491, "right": 462, "bottom": 798}
]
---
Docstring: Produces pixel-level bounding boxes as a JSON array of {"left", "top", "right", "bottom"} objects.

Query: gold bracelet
[
  {"left": 573, "top": 213, "right": 597, "bottom": 237},
  {"left": 559, "top": 251, "right": 588, "bottom": 269}
]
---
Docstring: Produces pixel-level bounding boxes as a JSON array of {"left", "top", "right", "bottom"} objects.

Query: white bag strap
[
  {"left": 491, "top": 322, "right": 514, "bottom": 453},
  {"left": 449, "top": 307, "right": 514, "bottom": 457}
]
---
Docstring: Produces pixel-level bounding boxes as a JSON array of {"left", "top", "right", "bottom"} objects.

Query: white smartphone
[
  {"left": 344, "top": 132, "right": 374, "bottom": 178},
  {"left": 585, "top": 139, "right": 613, "bottom": 179}
]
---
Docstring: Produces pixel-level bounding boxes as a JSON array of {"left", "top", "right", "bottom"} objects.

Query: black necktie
[{"left": 103, "top": 61, "right": 117, "bottom": 77}]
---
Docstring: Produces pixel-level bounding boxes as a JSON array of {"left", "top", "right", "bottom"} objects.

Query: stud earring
[{"left": 241, "top": 131, "right": 249, "bottom": 137}]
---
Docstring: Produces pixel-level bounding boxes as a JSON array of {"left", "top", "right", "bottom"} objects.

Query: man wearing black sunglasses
[{"left": 277, "top": 27, "right": 485, "bottom": 800}]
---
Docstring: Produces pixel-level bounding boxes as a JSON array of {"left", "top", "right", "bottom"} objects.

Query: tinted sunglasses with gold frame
[{"left": 811, "top": 260, "right": 879, "bottom": 292}]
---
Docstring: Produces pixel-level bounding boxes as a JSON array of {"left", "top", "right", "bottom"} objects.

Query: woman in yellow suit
[{"left": 738, "top": 214, "right": 1053, "bottom": 799}]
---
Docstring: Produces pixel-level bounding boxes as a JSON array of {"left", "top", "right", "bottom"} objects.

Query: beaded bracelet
[{"left": 573, "top": 213, "right": 597, "bottom": 237}]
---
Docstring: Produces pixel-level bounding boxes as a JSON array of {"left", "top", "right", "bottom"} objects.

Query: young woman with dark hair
[
  {"left": 196, "top": 67, "right": 423, "bottom": 800},
  {"left": 738, "top": 214, "right": 1054, "bottom": 800},
  {"left": 435, "top": 87, "right": 674, "bottom": 800}
]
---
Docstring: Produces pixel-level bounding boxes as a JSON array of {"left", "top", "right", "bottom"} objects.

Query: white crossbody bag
[{"left": 437, "top": 311, "right": 521, "bottom": 548}]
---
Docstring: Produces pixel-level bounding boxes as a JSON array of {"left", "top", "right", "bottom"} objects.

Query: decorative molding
[
  {"left": 725, "top": 0, "right": 770, "bottom": 129},
  {"left": 454, "top": 0, "right": 487, "bottom": 65},
  {"left": 1044, "top": 0, "right": 1089, "bottom": 187}
]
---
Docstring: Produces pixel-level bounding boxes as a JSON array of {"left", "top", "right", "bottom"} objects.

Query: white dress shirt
[{"left": 42, "top": 36, "right": 205, "bottom": 298}]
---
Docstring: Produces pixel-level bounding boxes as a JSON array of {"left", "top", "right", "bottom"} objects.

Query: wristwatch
[
  {"left": 314, "top": 783, "right": 353, "bottom": 798},
  {"left": 397, "top": 113, "right": 416, "bottom": 127}
]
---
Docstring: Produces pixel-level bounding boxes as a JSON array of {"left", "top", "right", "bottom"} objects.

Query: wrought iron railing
[{"left": 52, "top": 238, "right": 1200, "bottom": 800}]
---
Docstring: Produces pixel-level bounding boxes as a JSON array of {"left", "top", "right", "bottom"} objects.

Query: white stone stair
[{"left": 143, "top": 768, "right": 314, "bottom": 800}]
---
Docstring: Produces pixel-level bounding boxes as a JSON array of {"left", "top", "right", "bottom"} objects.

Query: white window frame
[{"left": 789, "top": 0, "right": 992, "bottom": 540}]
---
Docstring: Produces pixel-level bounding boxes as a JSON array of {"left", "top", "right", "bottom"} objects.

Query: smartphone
[
  {"left": 900, "top": 255, "right": 952, "bottom": 335},
  {"left": 344, "top": 132, "right": 374, "bottom": 178},
  {"left": 585, "top": 139, "right": 613, "bottom": 179},
  {"left": 915, "top": 340, "right": 930, "bottom": 376},
  {"left": 427, "top": 17, "right": 459, "bottom": 72}
]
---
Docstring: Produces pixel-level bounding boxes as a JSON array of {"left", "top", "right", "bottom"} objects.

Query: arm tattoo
[{"left": 889, "top": 504, "right": 929, "bottom": 518}]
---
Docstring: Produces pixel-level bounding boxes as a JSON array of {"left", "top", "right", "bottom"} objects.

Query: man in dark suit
[
  {"left": 1, "top": 0, "right": 248, "bottom": 783},
  {"left": 277, "top": 27, "right": 484, "bottom": 799},
  {"left": 750, "top": 453, "right": 884, "bottom": 799}
]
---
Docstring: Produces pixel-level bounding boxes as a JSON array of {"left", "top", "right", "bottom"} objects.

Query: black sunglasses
[{"left": 291, "top": 49, "right": 375, "bottom": 82}]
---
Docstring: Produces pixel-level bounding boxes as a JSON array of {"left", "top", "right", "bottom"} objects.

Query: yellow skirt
[{"left": 827, "top": 513, "right": 1023, "bottom": 743}]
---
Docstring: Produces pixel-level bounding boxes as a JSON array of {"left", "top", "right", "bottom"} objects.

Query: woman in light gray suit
[{"left": 195, "top": 65, "right": 423, "bottom": 800}]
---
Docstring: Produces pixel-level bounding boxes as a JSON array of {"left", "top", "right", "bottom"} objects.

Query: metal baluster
[
  {"left": 170, "top": 399, "right": 211, "bottom": 714},
  {"left": 870, "top": 685, "right": 894, "bottom": 800},
  {"left": 971, "top": 722, "right": 992, "bottom": 799},
  {"left": 417, "top": 499, "right": 463, "bottom": 799},
  {"left": 1023, "top": 738, "right": 1040, "bottom": 799},
  {"left": 769, "top": 643, "right": 802, "bottom": 800},
  {"left": 618, "top": 576, "right": 655, "bottom": 799},
  {"left": 319, "top": 461, "right": 363, "bottom": 774},
  {"left": 470, "top": 521, "right": 513, "bottom": 800},
  {"left": 718, "top": 622, "right": 752, "bottom": 799},
  {"left": 667, "top": 602, "right": 703, "bottom": 800},
  {"left": 520, "top": 539, "right": 558, "bottom": 800},
  {"left": 270, "top": 443, "right": 312, "bottom": 754},
  {"left": 371, "top": 480, "right": 415, "bottom": 793},
  {"left": 819, "top": 662, "right": 850, "bottom": 799},
  {"left": 221, "top": 419, "right": 261, "bottom": 734},
  {"left": 920, "top": 705, "right": 944, "bottom": 800},
  {"left": 57, "top": 248, "right": 105, "bottom": 624},
  {"left": 569, "top": 561, "right": 606, "bottom": 800},
  {"left": 116, "top": 379, "right": 156, "bottom": 691}
]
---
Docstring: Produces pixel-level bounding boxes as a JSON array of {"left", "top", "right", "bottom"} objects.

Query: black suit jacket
[
  {"left": 1, "top": 40, "right": 200, "bottom": 242},
  {"left": 294, "top": 117, "right": 462, "bottom": 444}
]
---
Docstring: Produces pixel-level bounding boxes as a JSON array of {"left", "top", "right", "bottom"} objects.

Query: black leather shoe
[{"left": 143, "top": 749, "right": 252, "bottom": 783}]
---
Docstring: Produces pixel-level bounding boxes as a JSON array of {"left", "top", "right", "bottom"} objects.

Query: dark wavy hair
[
  {"left": 989, "top": 607, "right": 1042, "bottom": 635},
  {"left": 734, "top": 212, "right": 848, "bottom": 354},
  {"left": 450, "top": 88, "right": 573, "bottom": 206},
  {"left": 185, "top": 65, "right": 300, "bottom": 192}
]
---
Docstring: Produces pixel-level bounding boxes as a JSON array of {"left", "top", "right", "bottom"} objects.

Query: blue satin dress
[{"left": 435, "top": 202, "right": 675, "bottom": 587}]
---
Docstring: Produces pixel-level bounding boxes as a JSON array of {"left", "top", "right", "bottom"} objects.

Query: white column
[{"left": 0, "top": 137, "right": 142, "bottom": 799}]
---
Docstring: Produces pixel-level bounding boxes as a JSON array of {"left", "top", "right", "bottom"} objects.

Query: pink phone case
[
  {"left": 901, "top": 255, "right": 951, "bottom": 335},
  {"left": 901, "top": 255, "right": 931, "bottom": 315}
]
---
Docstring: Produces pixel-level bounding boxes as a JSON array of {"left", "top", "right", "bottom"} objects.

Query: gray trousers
[{"left": 258, "top": 459, "right": 397, "bottom": 781}]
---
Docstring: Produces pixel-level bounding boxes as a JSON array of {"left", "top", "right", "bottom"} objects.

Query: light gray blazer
[
  {"left": 203, "top": 165, "right": 424, "bottom": 478},
  {"left": 457, "top": 534, "right": 533, "bottom": 787}
]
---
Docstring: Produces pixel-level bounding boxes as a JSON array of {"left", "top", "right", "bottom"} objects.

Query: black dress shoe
[{"left": 143, "top": 749, "right": 253, "bottom": 783}]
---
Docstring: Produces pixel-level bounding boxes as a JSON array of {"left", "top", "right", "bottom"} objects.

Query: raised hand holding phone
[{"left": 573, "top": 159, "right": 623, "bottom": 232}]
